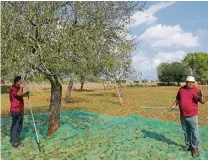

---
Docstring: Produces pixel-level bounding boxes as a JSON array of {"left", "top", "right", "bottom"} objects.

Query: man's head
[
  {"left": 185, "top": 76, "right": 195, "bottom": 88},
  {"left": 14, "top": 76, "right": 21, "bottom": 85}
]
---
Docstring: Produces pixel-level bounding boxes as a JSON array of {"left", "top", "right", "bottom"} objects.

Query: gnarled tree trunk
[
  {"left": 80, "top": 82, "right": 84, "bottom": 91},
  {"left": 46, "top": 75, "right": 62, "bottom": 137},
  {"left": 80, "top": 78, "right": 85, "bottom": 91}
]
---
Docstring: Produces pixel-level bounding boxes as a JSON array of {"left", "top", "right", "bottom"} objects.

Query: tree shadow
[
  {"left": 0, "top": 113, "right": 48, "bottom": 141},
  {"left": 63, "top": 97, "right": 89, "bottom": 103},
  {"left": 87, "top": 93, "right": 116, "bottom": 97},
  {"left": 107, "top": 100, "right": 120, "bottom": 105},
  {"left": 60, "top": 110, "right": 99, "bottom": 126},
  {"left": 1, "top": 110, "right": 100, "bottom": 141},
  {"left": 20, "top": 113, "right": 48, "bottom": 140},
  {"left": 141, "top": 129, "right": 180, "bottom": 146},
  {"left": 87, "top": 93, "right": 104, "bottom": 97},
  {"left": 74, "top": 89, "right": 94, "bottom": 92}
]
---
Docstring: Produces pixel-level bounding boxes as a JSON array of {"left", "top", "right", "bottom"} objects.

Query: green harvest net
[{"left": 1, "top": 110, "right": 208, "bottom": 160}]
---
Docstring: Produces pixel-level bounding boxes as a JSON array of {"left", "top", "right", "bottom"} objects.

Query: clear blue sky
[{"left": 130, "top": 1, "right": 208, "bottom": 80}]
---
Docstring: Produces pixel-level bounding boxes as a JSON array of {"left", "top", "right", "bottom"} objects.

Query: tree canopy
[
  {"left": 157, "top": 62, "right": 188, "bottom": 85},
  {"left": 182, "top": 52, "right": 208, "bottom": 83},
  {"left": 1, "top": 1, "right": 146, "bottom": 136},
  {"left": 157, "top": 52, "right": 208, "bottom": 85}
]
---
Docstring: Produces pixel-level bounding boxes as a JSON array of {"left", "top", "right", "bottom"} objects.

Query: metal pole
[
  {"left": 28, "top": 95, "right": 41, "bottom": 152},
  {"left": 140, "top": 106, "right": 178, "bottom": 110},
  {"left": 21, "top": 73, "right": 41, "bottom": 152}
]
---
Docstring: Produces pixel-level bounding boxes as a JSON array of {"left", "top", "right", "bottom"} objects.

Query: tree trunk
[
  {"left": 81, "top": 81, "right": 84, "bottom": 91},
  {"left": 102, "top": 82, "right": 106, "bottom": 90},
  {"left": 116, "top": 82, "right": 123, "bottom": 106},
  {"left": 65, "top": 80, "right": 73, "bottom": 103},
  {"left": 177, "top": 82, "right": 180, "bottom": 86},
  {"left": 46, "top": 76, "right": 62, "bottom": 137}
]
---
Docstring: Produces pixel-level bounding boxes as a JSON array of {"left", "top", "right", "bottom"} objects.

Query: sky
[{"left": 130, "top": 1, "right": 208, "bottom": 80}]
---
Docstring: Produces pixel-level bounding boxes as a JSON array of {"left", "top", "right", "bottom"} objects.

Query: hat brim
[{"left": 185, "top": 80, "right": 195, "bottom": 82}]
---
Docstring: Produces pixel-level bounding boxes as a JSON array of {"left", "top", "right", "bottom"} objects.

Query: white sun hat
[{"left": 185, "top": 76, "right": 196, "bottom": 82}]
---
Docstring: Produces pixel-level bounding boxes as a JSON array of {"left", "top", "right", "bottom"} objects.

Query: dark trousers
[{"left": 10, "top": 111, "right": 24, "bottom": 145}]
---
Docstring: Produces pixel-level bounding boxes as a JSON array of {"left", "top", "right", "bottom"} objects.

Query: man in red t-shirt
[
  {"left": 171, "top": 76, "right": 206, "bottom": 158},
  {"left": 9, "top": 76, "right": 29, "bottom": 148}
]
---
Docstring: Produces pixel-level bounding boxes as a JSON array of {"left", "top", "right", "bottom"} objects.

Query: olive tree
[{"left": 1, "top": 1, "right": 146, "bottom": 136}]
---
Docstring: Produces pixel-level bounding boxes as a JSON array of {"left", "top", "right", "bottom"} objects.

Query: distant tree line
[{"left": 157, "top": 52, "right": 208, "bottom": 86}]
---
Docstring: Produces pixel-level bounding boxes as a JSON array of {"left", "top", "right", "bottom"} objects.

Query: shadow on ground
[
  {"left": 63, "top": 97, "right": 89, "bottom": 103},
  {"left": 142, "top": 129, "right": 180, "bottom": 146},
  {"left": 87, "top": 93, "right": 116, "bottom": 97}
]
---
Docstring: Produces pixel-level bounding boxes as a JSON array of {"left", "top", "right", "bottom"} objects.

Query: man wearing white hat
[{"left": 171, "top": 76, "right": 206, "bottom": 158}]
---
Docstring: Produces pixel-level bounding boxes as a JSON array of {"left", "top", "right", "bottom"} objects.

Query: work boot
[
  {"left": 180, "top": 146, "right": 192, "bottom": 152},
  {"left": 192, "top": 148, "right": 199, "bottom": 158},
  {"left": 11, "top": 141, "right": 20, "bottom": 148},
  {"left": 12, "top": 141, "right": 24, "bottom": 148},
  {"left": 17, "top": 143, "right": 24, "bottom": 148}
]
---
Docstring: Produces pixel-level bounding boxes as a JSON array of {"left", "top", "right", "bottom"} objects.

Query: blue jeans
[
  {"left": 180, "top": 115, "right": 199, "bottom": 149},
  {"left": 10, "top": 111, "right": 24, "bottom": 145}
]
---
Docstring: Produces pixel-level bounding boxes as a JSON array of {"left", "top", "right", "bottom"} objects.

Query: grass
[{"left": 1, "top": 85, "right": 208, "bottom": 126}]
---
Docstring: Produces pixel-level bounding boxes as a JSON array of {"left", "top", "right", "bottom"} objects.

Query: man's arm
[
  {"left": 17, "top": 85, "right": 24, "bottom": 96},
  {"left": 198, "top": 91, "right": 206, "bottom": 104},
  {"left": 172, "top": 100, "right": 180, "bottom": 106},
  {"left": 170, "top": 100, "right": 179, "bottom": 110},
  {"left": 170, "top": 91, "right": 180, "bottom": 109},
  {"left": 201, "top": 97, "right": 206, "bottom": 104}
]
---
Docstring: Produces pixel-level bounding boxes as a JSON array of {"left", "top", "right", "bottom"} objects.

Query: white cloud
[
  {"left": 153, "top": 50, "right": 186, "bottom": 66},
  {"left": 132, "top": 52, "right": 148, "bottom": 63},
  {"left": 130, "top": 2, "right": 176, "bottom": 28},
  {"left": 139, "top": 24, "right": 199, "bottom": 48},
  {"left": 132, "top": 50, "right": 187, "bottom": 79}
]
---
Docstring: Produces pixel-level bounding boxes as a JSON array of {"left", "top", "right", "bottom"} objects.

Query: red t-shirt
[
  {"left": 176, "top": 85, "right": 201, "bottom": 116},
  {"left": 9, "top": 84, "right": 24, "bottom": 112}
]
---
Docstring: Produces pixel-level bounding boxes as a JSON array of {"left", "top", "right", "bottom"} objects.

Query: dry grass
[{"left": 1, "top": 84, "right": 208, "bottom": 126}]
